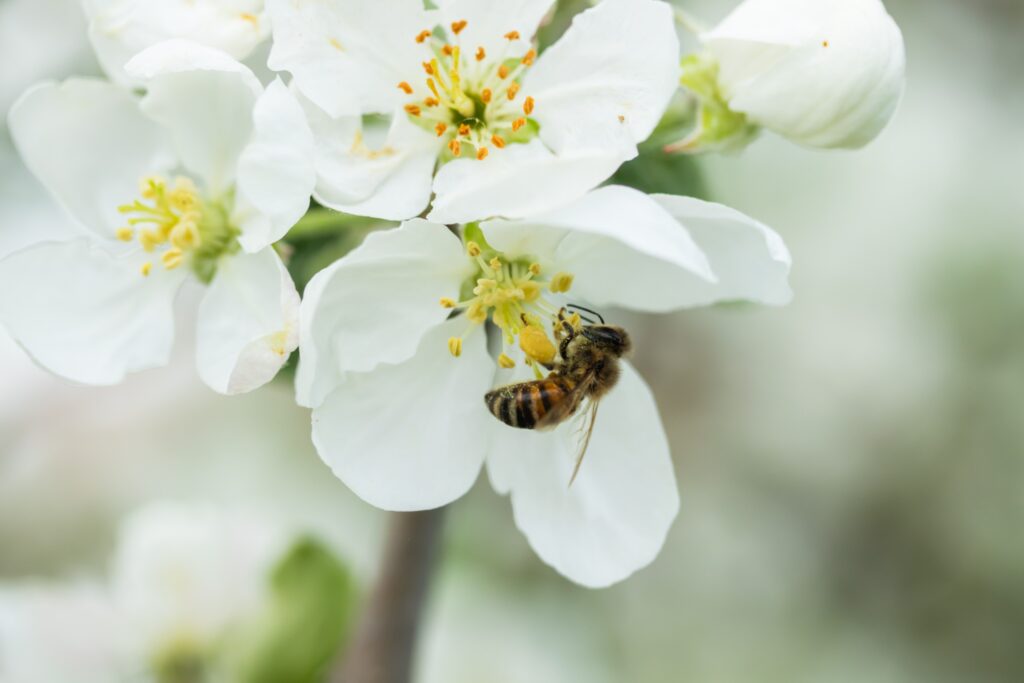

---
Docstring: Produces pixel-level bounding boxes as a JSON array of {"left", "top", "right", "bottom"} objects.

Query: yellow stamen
[
  {"left": 475, "top": 46, "right": 486, "bottom": 61},
  {"left": 451, "top": 19, "right": 468, "bottom": 35},
  {"left": 422, "top": 61, "right": 434, "bottom": 75},
  {"left": 404, "top": 104, "right": 422, "bottom": 116},
  {"left": 440, "top": 297, "right": 457, "bottom": 308},
  {"left": 161, "top": 248, "right": 184, "bottom": 270},
  {"left": 529, "top": 263, "right": 541, "bottom": 275},
  {"left": 522, "top": 49, "right": 536, "bottom": 66},
  {"left": 170, "top": 220, "right": 200, "bottom": 250},
  {"left": 466, "top": 241, "right": 481, "bottom": 257},
  {"left": 497, "top": 353, "right": 516, "bottom": 369},
  {"left": 466, "top": 302, "right": 487, "bottom": 323},
  {"left": 491, "top": 134, "right": 506, "bottom": 148},
  {"left": 481, "top": 88, "right": 492, "bottom": 103},
  {"left": 140, "top": 262, "right": 152, "bottom": 277},
  {"left": 458, "top": 123, "right": 471, "bottom": 137},
  {"left": 449, "top": 139, "right": 462, "bottom": 157},
  {"left": 489, "top": 257, "right": 502, "bottom": 271},
  {"left": 448, "top": 337, "right": 463, "bottom": 357},
  {"left": 441, "top": 44, "right": 454, "bottom": 56},
  {"left": 116, "top": 227, "right": 134, "bottom": 241},
  {"left": 397, "top": 81, "right": 413, "bottom": 94},
  {"left": 506, "top": 82, "right": 520, "bottom": 100},
  {"left": 476, "top": 147, "right": 489, "bottom": 160},
  {"left": 504, "top": 30, "right": 520, "bottom": 40},
  {"left": 498, "top": 64, "right": 510, "bottom": 79},
  {"left": 416, "top": 29, "right": 432, "bottom": 43},
  {"left": 550, "top": 272, "right": 574, "bottom": 293},
  {"left": 523, "top": 96, "right": 535, "bottom": 115},
  {"left": 424, "top": 97, "right": 439, "bottom": 107},
  {"left": 435, "top": 122, "right": 448, "bottom": 137}
]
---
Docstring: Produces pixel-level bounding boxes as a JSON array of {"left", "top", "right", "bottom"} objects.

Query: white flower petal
[
  {"left": 483, "top": 185, "right": 724, "bottom": 312},
  {"left": 8, "top": 79, "right": 171, "bottom": 239},
  {"left": 436, "top": 0, "right": 554, "bottom": 54},
  {"left": 85, "top": 0, "right": 268, "bottom": 83},
  {"left": 0, "top": 239, "right": 183, "bottom": 385},
  {"left": 703, "top": 0, "right": 905, "bottom": 148},
  {"left": 266, "top": 0, "right": 433, "bottom": 117},
  {"left": 234, "top": 79, "right": 316, "bottom": 252},
  {"left": 653, "top": 194, "right": 793, "bottom": 305},
  {"left": 196, "top": 248, "right": 299, "bottom": 395},
  {"left": 127, "top": 40, "right": 262, "bottom": 194},
  {"left": 524, "top": 0, "right": 679, "bottom": 153},
  {"left": 295, "top": 219, "right": 473, "bottom": 408},
  {"left": 486, "top": 363, "right": 678, "bottom": 588},
  {"left": 427, "top": 140, "right": 629, "bottom": 224},
  {"left": 307, "top": 102, "right": 441, "bottom": 221},
  {"left": 312, "top": 318, "right": 493, "bottom": 511}
]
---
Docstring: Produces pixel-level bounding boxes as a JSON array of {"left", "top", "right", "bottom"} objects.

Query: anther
[
  {"left": 504, "top": 30, "right": 520, "bottom": 40},
  {"left": 522, "top": 49, "right": 536, "bottom": 66},
  {"left": 458, "top": 123, "right": 471, "bottom": 137},
  {"left": 491, "top": 134, "right": 506, "bottom": 148},
  {"left": 140, "top": 262, "right": 152, "bottom": 277},
  {"left": 435, "top": 122, "right": 448, "bottom": 137},
  {"left": 476, "top": 147, "right": 489, "bottom": 160},
  {"left": 116, "top": 227, "right": 134, "bottom": 241},
  {"left": 440, "top": 297, "right": 457, "bottom": 308},
  {"left": 422, "top": 61, "right": 434, "bottom": 75},
  {"left": 466, "top": 241, "right": 481, "bottom": 257},
  {"left": 481, "top": 88, "right": 492, "bottom": 103},
  {"left": 506, "top": 82, "right": 520, "bottom": 100},
  {"left": 139, "top": 229, "right": 162, "bottom": 252},
  {"left": 424, "top": 97, "right": 439, "bottom": 107},
  {"left": 550, "top": 272, "right": 574, "bottom": 293},
  {"left": 448, "top": 337, "right": 463, "bottom": 357},
  {"left": 523, "top": 96, "right": 535, "bottom": 114},
  {"left": 475, "top": 46, "right": 486, "bottom": 61},
  {"left": 512, "top": 118, "right": 526, "bottom": 131},
  {"left": 489, "top": 257, "right": 502, "bottom": 271},
  {"left": 404, "top": 104, "right": 422, "bottom": 116},
  {"left": 498, "top": 64, "right": 510, "bottom": 79},
  {"left": 441, "top": 44, "right": 454, "bottom": 56},
  {"left": 529, "top": 263, "right": 541, "bottom": 275},
  {"left": 397, "top": 81, "right": 413, "bottom": 94},
  {"left": 451, "top": 20, "right": 468, "bottom": 35},
  {"left": 162, "top": 248, "right": 184, "bottom": 270},
  {"left": 497, "top": 353, "right": 516, "bottom": 369},
  {"left": 449, "top": 139, "right": 462, "bottom": 156},
  {"left": 416, "top": 29, "right": 432, "bottom": 43}
]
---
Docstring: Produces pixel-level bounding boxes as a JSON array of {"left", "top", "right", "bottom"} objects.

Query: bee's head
[{"left": 581, "top": 325, "right": 632, "bottom": 357}]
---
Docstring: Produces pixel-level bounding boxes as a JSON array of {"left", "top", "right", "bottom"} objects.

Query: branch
[{"left": 332, "top": 508, "right": 446, "bottom": 683}]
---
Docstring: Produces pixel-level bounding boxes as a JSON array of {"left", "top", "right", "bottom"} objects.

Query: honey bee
[{"left": 484, "top": 306, "right": 632, "bottom": 485}]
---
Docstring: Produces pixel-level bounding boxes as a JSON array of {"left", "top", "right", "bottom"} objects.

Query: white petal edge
[
  {"left": 196, "top": 248, "right": 299, "bottom": 395},
  {"left": 0, "top": 239, "right": 183, "bottom": 385},
  {"left": 525, "top": 0, "right": 680, "bottom": 153},
  {"left": 8, "top": 79, "right": 172, "bottom": 239},
  {"left": 127, "top": 40, "right": 262, "bottom": 194},
  {"left": 486, "top": 363, "right": 679, "bottom": 588},
  {"left": 427, "top": 140, "right": 630, "bottom": 224},
  {"left": 295, "top": 219, "right": 473, "bottom": 408},
  {"left": 312, "top": 317, "right": 493, "bottom": 511},
  {"left": 234, "top": 78, "right": 316, "bottom": 252}
]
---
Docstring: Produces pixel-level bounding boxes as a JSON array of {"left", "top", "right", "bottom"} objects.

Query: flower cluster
[{"left": 0, "top": 0, "right": 904, "bottom": 586}]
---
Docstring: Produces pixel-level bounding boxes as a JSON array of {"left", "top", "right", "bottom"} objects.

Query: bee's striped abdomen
[{"left": 484, "top": 377, "right": 575, "bottom": 430}]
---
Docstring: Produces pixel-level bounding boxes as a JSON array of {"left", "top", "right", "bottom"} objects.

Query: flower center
[
  {"left": 440, "top": 236, "right": 574, "bottom": 372},
  {"left": 400, "top": 20, "right": 538, "bottom": 160},
  {"left": 117, "top": 175, "right": 239, "bottom": 282}
]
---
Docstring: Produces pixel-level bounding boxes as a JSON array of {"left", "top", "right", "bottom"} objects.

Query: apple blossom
[
  {"left": 669, "top": 0, "right": 906, "bottom": 152},
  {"left": 0, "top": 40, "right": 314, "bottom": 393},
  {"left": 83, "top": 0, "right": 270, "bottom": 82},
  {"left": 297, "top": 185, "right": 792, "bottom": 587},
  {"left": 266, "top": 0, "right": 680, "bottom": 222}
]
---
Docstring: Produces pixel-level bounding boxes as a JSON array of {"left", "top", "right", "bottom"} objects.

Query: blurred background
[{"left": 1, "top": 0, "right": 1023, "bottom": 681}]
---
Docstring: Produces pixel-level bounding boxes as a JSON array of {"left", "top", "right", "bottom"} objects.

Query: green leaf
[
  {"left": 611, "top": 147, "right": 709, "bottom": 199},
  {"left": 226, "top": 537, "right": 358, "bottom": 683}
]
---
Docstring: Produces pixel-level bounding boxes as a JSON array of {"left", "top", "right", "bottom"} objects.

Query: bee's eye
[{"left": 582, "top": 325, "right": 626, "bottom": 353}]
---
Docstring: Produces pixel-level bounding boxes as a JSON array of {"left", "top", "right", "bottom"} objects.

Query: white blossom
[
  {"left": 266, "top": 0, "right": 680, "bottom": 222},
  {"left": 297, "top": 186, "right": 792, "bottom": 587},
  {"left": 0, "top": 41, "right": 314, "bottom": 393}
]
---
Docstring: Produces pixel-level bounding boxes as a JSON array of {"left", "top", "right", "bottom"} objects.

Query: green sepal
[{"left": 673, "top": 51, "right": 760, "bottom": 154}]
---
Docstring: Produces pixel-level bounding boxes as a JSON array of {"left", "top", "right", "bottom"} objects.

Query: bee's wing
[{"left": 568, "top": 398, "right": 600, "bottom": 488}]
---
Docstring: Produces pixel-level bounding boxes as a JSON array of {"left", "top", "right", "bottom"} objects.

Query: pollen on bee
[
  {"left": 523, "top": 96, "right": 535, "bottom": 115},
  {"left": 415, "top": 29, "right": 432, "bottom": 43},
  {"left": 140, "top": 262, "right": 152, "bottom": 277},
  {"left": 498, "top": 64, "right": 510, "bottom": 79},
  {"left": 448, "top": 337, "right": 463, "bottom": 357},
  {"left": 116, "top": 227, "right": 134, "bottom": 241},
  {"left": 435, "top": 122, "right": 448, "bottom": 137},
  {"left": 449, "top": 139, "right": 462, "bottom": 156},
  {"left": 475, "top": 46, "right": 486, "bottom": 61},
  {"left": 451, "top": 19, "right": 468, "bottom": 35},
  {"left": 519, "top": 325, "right": 556, "bottom": 365},
  {"left": 476, "top": 147, "right": 489, "bottom": 160},
  {"left": 440, "top": 297, "right": 457, "bottom": 308},
  {"left": 397, "top": 81, "right": 413, "bottom": 94},
  {"left": 491, "top": 134, "right": 506, "bottom": 148},
  {"left": 405, "top": 104, "right": 422, "bottom": 116},
  {"left": 466, "top": 241, "right": 481, "bottom": 257},
  {"left": 504, "top": 30, "right": 520, "bottom": 40},
  {"left": 512, "top": 117, "right": 526, "bottom": 131},
  {"left": 550, "top": 272, "right": 574, "bottom": 293},
  {"left": 497, "top": 353, "right": 516, "bottom": 369},
  {"left": 481, "top": 88, "right": 492, "bottom": 103}
]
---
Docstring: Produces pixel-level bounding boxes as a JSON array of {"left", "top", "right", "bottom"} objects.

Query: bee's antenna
[{"left": 567, "top": 304, "right": 605, "bottom": 324}]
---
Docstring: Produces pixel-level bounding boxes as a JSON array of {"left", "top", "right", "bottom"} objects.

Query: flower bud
[{"left": 672, "top": 0, "right": 905, "bottom": 152}]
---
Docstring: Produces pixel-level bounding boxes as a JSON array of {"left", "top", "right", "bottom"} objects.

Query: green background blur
[{"left": 1, "top": 0, "right": 1022, "bottom": 681}]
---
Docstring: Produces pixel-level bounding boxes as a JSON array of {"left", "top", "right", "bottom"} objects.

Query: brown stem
[{"left": 333, "top": 508, "right": 446, "bottom": 683}]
